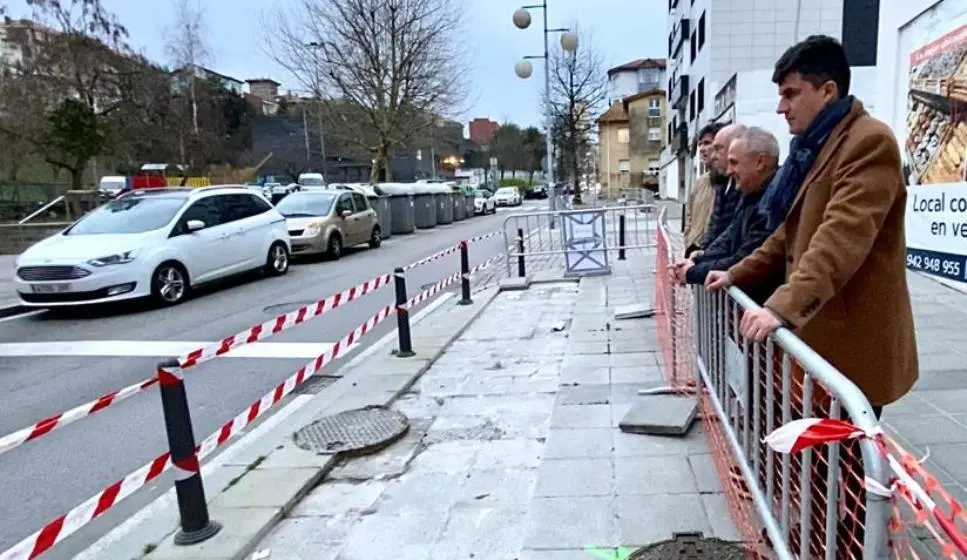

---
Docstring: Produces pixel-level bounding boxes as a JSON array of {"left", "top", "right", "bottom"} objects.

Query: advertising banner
[{"left": 906, "top": 183, "right": 967, "bottom": 285}]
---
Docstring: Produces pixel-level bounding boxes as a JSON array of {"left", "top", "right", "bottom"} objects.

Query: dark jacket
[
  {"left": 698, "top": 177, "right": 741, "bottom": 249},
  {"left": 686, "top": 174, "right": 781, "bottom": 304}
]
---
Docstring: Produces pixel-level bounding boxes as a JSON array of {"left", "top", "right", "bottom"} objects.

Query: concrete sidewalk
[
  {"left": 881, "top": 272, "right": 967, "bottom": 506},
  {"left": 253, "top": 256, "right": 737, "bottom": 559}
]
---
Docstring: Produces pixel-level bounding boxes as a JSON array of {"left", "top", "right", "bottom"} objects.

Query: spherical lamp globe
[
  {"left": 560, "top": 31, "right": 578, "bottom": 52},
  {"left": 514, "top": 60, "right": 533, "bottom": 79},
  {"left": 512, "top": 8, "right": 531, "bottom": 29}
]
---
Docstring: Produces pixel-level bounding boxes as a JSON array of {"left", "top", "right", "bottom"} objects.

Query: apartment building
[
  {"left": 607, "top": 58, "right": 667, "bottom": 104},
  {"left": 661, "top": 0, "right": 881, "bottom": 200},
  {"left": 598, "top": 88, "right": 667, "bottom": 196}
]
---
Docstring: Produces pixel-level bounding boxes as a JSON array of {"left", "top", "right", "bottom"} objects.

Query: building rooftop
[
  {"left": 597, "top": 101, "right": 629, "bottom": 124},
  {"left": 607, "top": 58, "right": 667, "bottom": 77}
]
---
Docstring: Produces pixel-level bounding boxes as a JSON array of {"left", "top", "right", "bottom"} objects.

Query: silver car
[{"left": 276, "top": 190, "right": 381, "bottom": 259}]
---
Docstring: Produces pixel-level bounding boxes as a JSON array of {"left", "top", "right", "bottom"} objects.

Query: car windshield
[
  {"left": 275, "top": 193, "right": 336, "bottom": 217},
  {"left": 474, "top": 190, "right": 488, "bottom": 198},
  {"left": 65, "top": 196, "right": 186, "bottom": 235},
  {"left": 300, "top": 177, "right": 325, "bottom": 186},
  {"left": 496, "top": 188, "right": 516, "bottom": 195}
]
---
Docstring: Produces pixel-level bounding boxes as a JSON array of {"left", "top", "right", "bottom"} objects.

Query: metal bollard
[
  {"left": 157, "top": 359, "right": 221, "bottom": 545},
  {"left": 618, "top": 214, "right": 627, "bottom": 261},
  {"left": 458, "top": 240, "right": 473, "bottom": 305},
  {"left": 516, "top": 227, "right": 526, "bottom": 277},
  {"left": 393, "top": 267, "right": 415, "bottom": 357}
]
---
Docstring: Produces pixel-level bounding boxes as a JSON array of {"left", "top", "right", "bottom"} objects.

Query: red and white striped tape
[
  {"left": 179, "top": 271, "right": 392, "bottom": 369},
  {"left": 401, "top": 244, "right": 461, "bottom": 271},
  {"left": 0, "top": 376, "right": 159, "bottom": 458},
  {"left": 403, "top": 255, "right": 500, "bottom": 310},
  {"left": 468, "top": 230, "right": 500, "bottom": 244},
  {"left": 0, "top": 271, "right": 469, "bottom": 560}
]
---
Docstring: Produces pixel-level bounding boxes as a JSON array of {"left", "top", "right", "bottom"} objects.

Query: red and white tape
[
  {"left": 0, "top": 273, "right": 466, "bottom": 560},
  {"left": 179, "top": 271, "right": 392, "bottom": 369},
  {"left": 0, "top": 376, "right": 159, "bottom": 458},
  {"left": 468, "top": 230, "right": 500, "bottom": 244},
  {"left": 404, "top": 255, "right": 499, "bottom": 310}
]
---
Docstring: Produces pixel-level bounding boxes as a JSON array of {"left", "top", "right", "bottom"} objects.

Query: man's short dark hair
[
  {"left": 772, "top": 35, "right": 850, "bottom": 98},
  {"left": 697, "top": 122, "right": 726, "bottom": 141}
]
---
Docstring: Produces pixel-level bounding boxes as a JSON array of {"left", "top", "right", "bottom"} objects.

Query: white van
[
  {"left": 298, "top": 172, "right": 326, "bottom": 188},
  {"left": 98, "top": 176, "right": 128, "bottom": 198}
]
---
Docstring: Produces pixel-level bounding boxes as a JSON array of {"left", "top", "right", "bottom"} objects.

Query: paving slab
[{"left": 618, "top": 394, "right": 698, "bottom": 436}]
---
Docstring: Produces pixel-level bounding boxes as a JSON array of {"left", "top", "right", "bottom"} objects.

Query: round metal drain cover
[
  {"left": 293, "top": 406, "right": 409, "bottom": 456},
  {"left": 629, "top": 532, "right": 748, "bottom": 559},
  {"left": 263, "top": 301, "right": 316, "bottom": 315}
]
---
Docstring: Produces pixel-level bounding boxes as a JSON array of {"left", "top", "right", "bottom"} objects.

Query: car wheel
[
  {"left": 327, "top": 233, "right": 343, "bottom": 260},
  {"left": 151, "top": 262, "right": 189, "bottom": 307},
  {"left": 369, "top": 226, "right": 382, "bottom": 249},
  {"left": 265, "top": 242, "right": 289, "bottom": 276}
]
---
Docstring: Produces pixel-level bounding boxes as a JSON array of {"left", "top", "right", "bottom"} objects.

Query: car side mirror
[
  {"left": 340, "top": 210, "right": 352, "bottom": 218},
  {"left": 186, "top": 219, "right": 206, "bottom": 232}
]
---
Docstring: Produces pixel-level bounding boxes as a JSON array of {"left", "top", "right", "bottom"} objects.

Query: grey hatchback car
[{"left": 276, "top": 190, "right": 382, "bottom": 259}]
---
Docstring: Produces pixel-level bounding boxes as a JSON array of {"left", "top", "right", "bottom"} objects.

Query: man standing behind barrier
[
  {"left": 683, "top": 122, "right": 726, "bottom": 257},
  {"left": 706, "top": 35, "right": 918, "bottom": 411},
  {"left": 693, "top": 124, "right": 747, "bottom": 260},
  {"left": 673, "top": 128, "right": 782, "bottom": 304}
]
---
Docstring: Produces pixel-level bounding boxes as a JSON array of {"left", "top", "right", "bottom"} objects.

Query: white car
[
  {"left": 493, "top": 187, "right": 522, "bottom": 206},
  {"left": 473, "top": 189, "right": 496, "bottom": 214},
  {"left": 14, "top": 186, "right": 291, "bottom": 308}
]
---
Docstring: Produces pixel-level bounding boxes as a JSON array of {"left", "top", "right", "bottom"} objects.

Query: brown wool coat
[
  {"left": 728, "top": 101, "right": 918, "bottom": 407},
  {"left": 684, "top": 172, "right": 715, "bottom": 248}
]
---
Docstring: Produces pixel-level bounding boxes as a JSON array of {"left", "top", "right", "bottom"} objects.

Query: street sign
[{"left": 561, "top": 210, "right": 610, "bottom": 277}]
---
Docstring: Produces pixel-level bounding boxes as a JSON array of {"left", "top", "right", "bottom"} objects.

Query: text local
[{"left": 912, "top": 192, "right": 967, "bottom": 213}]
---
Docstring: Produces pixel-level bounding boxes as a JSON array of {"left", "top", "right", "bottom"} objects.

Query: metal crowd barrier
[
  {"left": 654, "top": 209, "right": 890, "bottom": 559},
  {"left": 500, "top": 204, "right": 657, "bottom": 278}
]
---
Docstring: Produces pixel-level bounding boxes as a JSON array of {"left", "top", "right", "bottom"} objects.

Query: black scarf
[{"left": 760, "top": 95, "right": 854, "bottom": 229}]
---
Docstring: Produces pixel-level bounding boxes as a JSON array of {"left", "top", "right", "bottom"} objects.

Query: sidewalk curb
[
  {"left": 108, "top": 287, "right": 502, "bottom": 560},
  {"left": 0, "top": 301, "right": 26, "bottom": 319}
]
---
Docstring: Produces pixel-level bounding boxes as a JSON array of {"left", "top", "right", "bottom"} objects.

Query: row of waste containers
[{"left": 336, "top": 182, "right": 481, "bottom": 238}]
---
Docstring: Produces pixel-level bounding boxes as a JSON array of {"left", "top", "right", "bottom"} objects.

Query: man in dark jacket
[
  {"left": 672, "top": 127, "right": 781, "bottom": 304},
  {"left": 693, "top": 123, "right": 748, "bottom": 257}
]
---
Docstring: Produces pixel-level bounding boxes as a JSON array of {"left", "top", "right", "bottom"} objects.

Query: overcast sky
[{"left": 7, "top": 0, "right": 665, "bottom": 129}]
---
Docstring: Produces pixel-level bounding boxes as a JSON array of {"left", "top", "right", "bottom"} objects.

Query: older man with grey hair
[
  {"left": 694, "top": 123, "right": 749, "bottom": 255},
  {"left": 673, "top": 126, "right": 783, "bottom": 304}
]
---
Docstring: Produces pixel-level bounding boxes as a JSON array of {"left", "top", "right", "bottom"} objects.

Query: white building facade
[
  {"left": 607, "top": 58, "right": 667, "bottom": 105},
  {"left": 660, "top": 0, "right": 881, "bottom": 200}
]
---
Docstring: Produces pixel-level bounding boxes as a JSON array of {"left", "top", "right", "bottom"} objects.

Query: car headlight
[
  {"left": 87, "top": 249, "right": 138, "bottom": 267},
  {"left": 304, "top": 222, "right": 323, "bottom": 236}
]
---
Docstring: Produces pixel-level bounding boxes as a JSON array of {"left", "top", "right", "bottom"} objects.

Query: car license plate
[{"left": 31, "top": 283, "right": 71, "bottom": 293}]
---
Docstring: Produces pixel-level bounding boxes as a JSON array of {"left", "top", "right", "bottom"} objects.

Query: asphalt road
[{"left": 0, "top": 204, "right": 546, "bottom": 557}]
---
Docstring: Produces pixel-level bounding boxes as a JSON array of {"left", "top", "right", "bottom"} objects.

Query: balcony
[
  {"left": 669, "top": 18, "right": 690, "bottom": 59},
  {"left": 669, "top": 74, "right": 689, "bottom": 111},
  {"left": 670, "top": 123, "right": 688, "bottom": 155},
  {"left": 669, "top": 0, "right": 680, "bottom": 10}
]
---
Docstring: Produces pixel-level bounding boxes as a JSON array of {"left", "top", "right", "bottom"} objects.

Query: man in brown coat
[
  {"left": 706, "top": 35, "right": 918, "bottom": 412},
  {"left": 706, "top": 35, "right": 918, "bottom": 558},
  {"left": 683, "top": 122, "right": 726, "bottom": 256}
]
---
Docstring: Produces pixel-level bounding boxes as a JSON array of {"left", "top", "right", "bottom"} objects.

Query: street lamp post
[{"left": 513, "top": 2, "right": 578, "bottom": 228}]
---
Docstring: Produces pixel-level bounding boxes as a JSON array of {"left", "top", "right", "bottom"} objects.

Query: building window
[
  {"left": 689, "top": 90, "right": 696, "bottom": 122},
  {"left": 698, "top": 12, "right": 706, "bottom": 49},
  {"left": 618, "top": 159, "right": 631, "bottom": 172},
  {"left": 617, "top": 128, "right": 630, "bottom": 143},
  {"left": 690, "top": 31, "right": 697, "bottom": 63},
  {"left": 697, "top": 79, "right": 705, "bottom": 113},
  {"left": 648, "top": 98, "right": 661, "bottom": 118},
  {"left": 648, "top": 128, "right": 661, "bottom": 142},
  {"left": 667, "top": 122, "right": 673, "bottom": 141}
]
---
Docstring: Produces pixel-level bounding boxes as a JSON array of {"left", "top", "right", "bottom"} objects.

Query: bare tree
[
  {"left": 165, "top": 0, "right": 212, "bottom": 163},
  {"left": 545, "top": 31, "right": 607, "bottom": 204},
  {"left": 265, "top": 0, "right": 469, "bottom": 182}
]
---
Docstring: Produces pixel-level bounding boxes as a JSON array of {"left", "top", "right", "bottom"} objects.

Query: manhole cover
[
  {"left": 629, "top": 532, "right": 748, "bottom": 559},
  {"left": 293, "top": 406, "right": 409, "bottom": 456},
  {"left": 263, "top": 301, "right": 316, "bottom": 315}
]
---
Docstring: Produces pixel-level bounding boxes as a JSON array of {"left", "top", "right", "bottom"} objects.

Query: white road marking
[
  {"left": 0, "top": 309, "right": 45, "bottom": 324},
  {"left": 0, "top": 340, "right": 339, "bottom": 359}
]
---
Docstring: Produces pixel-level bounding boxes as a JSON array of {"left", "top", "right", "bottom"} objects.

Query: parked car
[
  {"left": 473, "top": 189, "right": 496, "bottom": 215},
  {"left": 276, "top": 189, "right": 381, "bottom": 259},
  {"left": 524, "top": 184, "right": 548, "bottom": 199},
  {"left": 493, "top": 186, "right": 522, "bottom": 206},
  {"left": 14, "top": 186, "right": 290, "bottom": 308}
]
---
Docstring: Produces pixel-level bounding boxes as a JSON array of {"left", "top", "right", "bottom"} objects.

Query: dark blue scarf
[{"left": 759, "top": 95, "right": 854, "bottom": 229}]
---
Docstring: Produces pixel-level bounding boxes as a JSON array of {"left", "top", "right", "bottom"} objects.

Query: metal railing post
[
  {"left": 458, "top": 240, "right": 472, "bottom": 305},
  {"left": 618, "top": 214, "right": 626, "bottom": 260},
  {"left": 156, "top": 359, "right": 221, "bottom": 545},
  {"left": 516, "top": 227, "right": 526, "bottom": 277},
  {"left": 393, "top": 267, "right": 415, "bottom": 357}
]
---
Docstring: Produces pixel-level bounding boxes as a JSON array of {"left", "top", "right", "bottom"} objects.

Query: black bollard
[
  {"left": 458, "top": 240, "right": 473, "bottom": 305},
  {"left": 618, "top": 214, "right": 627, "bottom": 261},
  {"left": 517, "top": 227, "right": 526, "bottom": 278},
  {"left": 393, "top": 267, "right": 415, "bottom": 357},
  {"left": 157, "top": 359, "right": 221, "bottom": 545}
]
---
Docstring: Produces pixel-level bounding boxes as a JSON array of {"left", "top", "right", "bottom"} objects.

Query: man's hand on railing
[
  {"left": 739, "top": 307, "right": 783, "bottom": 342},
  {"left": 704, "top": 270, "right": 732, "bottom": 291},
  {"left": 668, "top": 258, "right": 694, "bottom": 285}
]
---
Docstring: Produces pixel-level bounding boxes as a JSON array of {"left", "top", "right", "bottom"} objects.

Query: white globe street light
[
  {"left": 512, "top": 8, "right": 532, "bottom": 29},
  {"left": 560, "top": 31, "right": 578, "bottom": 52},
  {"left": 514, "top": 60, "right": 534, "bottom": 79}
]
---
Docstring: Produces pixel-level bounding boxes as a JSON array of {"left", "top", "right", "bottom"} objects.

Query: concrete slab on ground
[{"left": 619, "top": 394, "right": 698, "bottom": 436}]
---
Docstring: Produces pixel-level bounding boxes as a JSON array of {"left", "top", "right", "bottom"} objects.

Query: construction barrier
[
  {"left": 0, "top": 233, "right": 502, "bottom": 560},
  {"left": 654, "top": 208, "right": 967, "bottom": 559}
]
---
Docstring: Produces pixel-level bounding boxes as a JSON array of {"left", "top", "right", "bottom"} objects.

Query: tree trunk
[
  {"left": 570, "top": 134, "right": 582, "bottom": 204},
  {"left": 370, "top": 142, "right": 391, "bottom": 183},
  {"left": 70, "top": 167, "right": 84, "bottom": 190}
]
